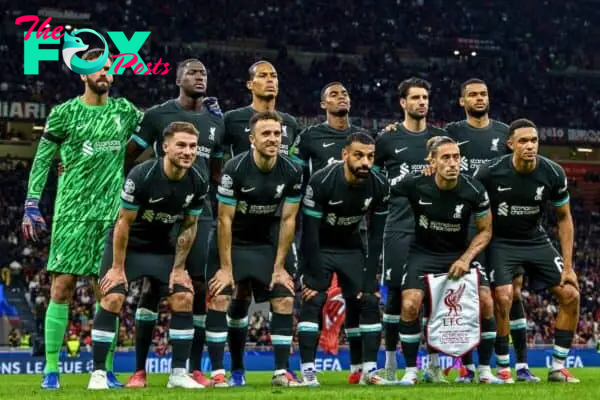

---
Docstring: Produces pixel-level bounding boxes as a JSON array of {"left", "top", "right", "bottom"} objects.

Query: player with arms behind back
[
  {"left": 221, "top": 61, "right": 300, "bottom": 386},
  {"left": 205, "top": 112, "right": 303, "bottom": 387},
  {"left": 123, "top": 59, "right": 223, "bottom": 388},
  {"left": 444, "top": 78, "right": 530, "bottom": 382},
  {"left": 298, "top": 133, "right": 390, "bottom": 386},
  {"left": 21, "top": 49, "right": 142, "bottom": 390},
  {"left": 370, "top": 77, "right": 445, "bottom": 382},
  {"left": 88, "top": 122, "right": 209, "bottom": 390},
  {"left": 474, "top": 119, "right": 580, "bottom": 383},
  {"left": 395, "top": 136, "right": 500, "bottom": 385}
]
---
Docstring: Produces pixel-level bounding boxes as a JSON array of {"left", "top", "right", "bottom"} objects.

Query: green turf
[{"left": 4, "top": 369, "right": 597, "bottom": 400}]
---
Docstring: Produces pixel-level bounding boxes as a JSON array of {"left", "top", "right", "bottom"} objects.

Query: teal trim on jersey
[
  {"left": 372, "top": 165, "right": 381, "bottom": 173},
  {"left": 475, "top": 209, "right": 490, "bottom": 218},
  {"left": 131, "top": 134, "right": 149, "bottom": 149},
  {"left": 120, "top": 199, "right": 140, "bottom": 210},
  {"left": 185, "top": 208, "right": 203, "bottom": 216},
  {"left": 212, "top": 152, "right": 224, "bottom": 159},
  {"left": 285, "top": 196, "right": 302, "bottom": 203},
  {"left": 552, "top": 195, "right": 570, "bottom": 207},
  {"left": 216, "top": 194, "right": 237, "bottom": 206},
  {"left": 302, "top": 208, "right": 322, "bottom": 219},
  {"left": 290, "top": 155, "right": 305, "bottom": 165},
  {"left": 374, "top": 210, "right": 389, "bottom": 216}
]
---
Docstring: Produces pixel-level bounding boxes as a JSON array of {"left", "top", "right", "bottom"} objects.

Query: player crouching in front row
[
  {"left": 395, "top": 136, "right": 502, "bottom": 385},
  {"left": 88, "top": 122, "right": 209, "bottom": 390}
]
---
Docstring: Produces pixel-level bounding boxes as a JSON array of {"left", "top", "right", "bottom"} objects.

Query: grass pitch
[{"left": 3, "top": 369, "right": 597, "bottom": 400}]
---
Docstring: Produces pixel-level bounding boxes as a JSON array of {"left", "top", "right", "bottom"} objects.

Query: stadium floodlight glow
[
  {"left": 471, "top": 51, "right": 477, "bottom": 56},
  {"left": 453, "top": 50, "right": 460, "bottom": 56},
  {"left": 45, "top": 24, "right": 50, "bottom": 28},
  {"left": 577, "top": 147, "right": 593, "bottom": 153},
  {"left": 65, "top": 25, "right": 72, "bottom": 30}
]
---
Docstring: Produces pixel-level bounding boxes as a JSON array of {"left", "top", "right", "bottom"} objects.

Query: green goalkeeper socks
[
  {"left": 44, "top": 301, "right": 69, "bottom": 374},
  {"left": 96, "top": 301, "right": 119, "bottom": 372}
]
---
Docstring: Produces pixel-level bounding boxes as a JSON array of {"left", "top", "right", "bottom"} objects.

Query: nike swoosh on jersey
[
  {"left": 149, "top": 197, "right": 164, "bottom": 203},
  {"left": 457, "top": 140, "right": 470, "bottom": 146},
  {"left": 244, "top": 127, "right": 251, "bottom": 132},
  {"left": 322, "top": 142, "right": 335, "bottom": 148},
  {"left": 497, "top": 186, "right": 512, "bottom": 192},
  {"left": 328, "top": 200, "right": 343, "bottom": 205},
  {"left": 395, "top": 147, "right": 408, "bottom": 154},
  {"left": 241, "top": 187, "right": 256, "bottom": 193},
  {"left": 418, "top": 199, "right": 432, "bottom": 205}
]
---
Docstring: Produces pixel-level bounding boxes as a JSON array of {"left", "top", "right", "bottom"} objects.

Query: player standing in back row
[
  {"left": 123, "top": 59, "right": 223, "bottom": 388},
  {"left": 291, "top": 82, "right": 370, "bottom": 383},
  {"left": 371, "top": 77, "right": 445, "bottom": 382},
  {"left": 474, "top": 119, "right": 580, "bottom": 383},
  {"left": 444, "top": 79, "right": 534, "bottom": 382},
  {"left": 21, "top": 49, "right": 142, "bottom": 390},
  {"left": 222, "top": 61, "right": 300, "bottom": 386}
]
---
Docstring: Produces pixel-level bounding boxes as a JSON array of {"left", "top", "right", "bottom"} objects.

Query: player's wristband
[{"left": 24, "top": 198, "right": 40, "bottom": 209}]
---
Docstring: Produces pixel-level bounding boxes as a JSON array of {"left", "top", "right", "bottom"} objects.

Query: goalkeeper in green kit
[{"left": 21, "top": 50, "right": 142, "bottom": 390}]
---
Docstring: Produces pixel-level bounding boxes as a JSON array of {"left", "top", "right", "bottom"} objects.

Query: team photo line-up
[{"left": 20, "top": 50, "right": 580, "bottom": 390}]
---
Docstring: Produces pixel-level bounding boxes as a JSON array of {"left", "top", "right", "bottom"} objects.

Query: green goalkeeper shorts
[{"left": 47, "top": 220, "right": 113, "bottom": 277}]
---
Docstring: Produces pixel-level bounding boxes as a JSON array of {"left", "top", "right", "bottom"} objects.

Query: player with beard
[
  {"left": 222, "top": 61, "right": 300, "bottom": 386},
  {"left": 370, "top": 77, "right": 446, "bottom": 382},
  {"left": 298, "top": 133, "right": 390, "bottom": 386},
  {"left": 395, "top": 136, "right": 499, "bottom": 385},
  {"left": 88, "top": 122, "right": 209, "bottom": 390},
  {"left": 445, "top": 79, "right": 536, "bottom": 382},
  {"left": 123, "top": 59, "right": 223, "bottom": 388},
  {"left": 22, "top": 49, "right": 143, "bottom": 389},
  {"left": 292, "top": 82, "right": 370, "bottom": 383},
  {"left": 205, "top": 112, "right": 302, "bottom": 387},
  {"left": 474, "top": 119, "right": 580, "bottom": 383}
]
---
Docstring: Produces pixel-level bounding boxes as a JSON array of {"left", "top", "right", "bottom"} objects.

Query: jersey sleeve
[
  {"left": 372, "top": 174, "right": 390, "bottom": 215},
  {"left": 124, "top": 99, "right": 144, "bottom": 137},
  {"left": 284, "top": 165, "right": 303, "bottom": 203},
  {"left": 373, "top": 133, "right": 388, "bottom": 173},
  {"left": 291, "top": 128, "right": 308, "bottom": 165},
  {"left": 221, "top": 111, "right": 233, "bottom": 147},
  {"left": 287, "top": 115, "right": 300, "bottom": 149},
  {"left": 390, "top": 172, "right": 416, "bottom": 198},
  {"left": 550, "top": 164, "right": 570, "bottom": 207},
  {"left": 26, "top": 105, "right": 67, "bottom": 199},
  {"left": 302, "top": 175, "right": 326, "bottom": 219},
  {"left": 471, "top": 179, "right": 491, "bottom": 218},
  {"left": 472, "top": 161, "right": 490, "bottom": 189},
  {"left": 131, "top": 108, "right": 158, "bottom": 150},
  {"left": 215, "top": 159, "right": 238, "bottom": 206},
  {"left": 120, "top": 166, "right": 147, "bottom": 211},
  {"left": 211, "top": 119, "right": 226, "bottom": 159}
]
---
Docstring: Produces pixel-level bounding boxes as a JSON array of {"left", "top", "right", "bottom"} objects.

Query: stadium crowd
[{"left": 2, "top": 1, "right": 600, "bottom": 127}]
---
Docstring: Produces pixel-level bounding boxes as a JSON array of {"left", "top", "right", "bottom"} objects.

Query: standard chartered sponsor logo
[
  {"left": 237, "top": 201, "right": 278, "bottom": 215},
  {"left": 418, "top": 215, "right": 461, "bottom": 232},
  {"left": 82, "top": 140, "right": 121, "bottom": 156},
  {"left": 325, "top": 213, "right": 362, "bottom": 226},
  {"left": 497, "top": 201, "right": 539, "bottom": 216}
]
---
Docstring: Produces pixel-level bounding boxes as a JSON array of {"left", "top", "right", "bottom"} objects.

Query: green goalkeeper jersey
[{"left": 27, "top": 96, "right": 142, "bottom": 221}]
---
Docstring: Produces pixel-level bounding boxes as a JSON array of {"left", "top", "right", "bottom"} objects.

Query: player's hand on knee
[
  {"left": 100, "top": 266, "right": 128, "bottom": 295},
  {"left": 270, "top": 268, "right": 295, "bottom": 294},
  {"left": 560, "top": 268, "right": 579, "bottom": 291},
  {"left": 21, "top": 199, "right": 46, "bottom": 242},
  {"left": 208, "top": 268, "right": 233, "bottom": 297},
  {"left": 301, "top": 285, "right": 319, "bottom": 301},
  {"left": 448, "top": 259, "right": 470, "bottom": 280},
  {"left": 169, "top": 268, "right": 194, "bottom": 294}
]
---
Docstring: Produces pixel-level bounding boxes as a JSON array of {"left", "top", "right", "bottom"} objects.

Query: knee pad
[
  {"left": 384, "top": 287, "right": 402, "bottom": 315},
  {"left": 299, "top": 292, "right": 327, "bottom": 324}
]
